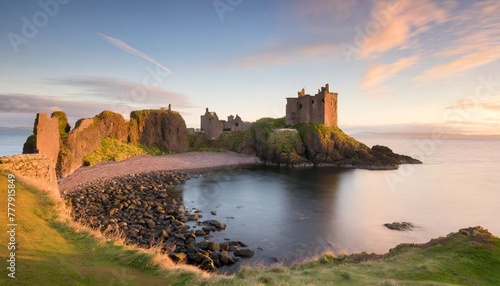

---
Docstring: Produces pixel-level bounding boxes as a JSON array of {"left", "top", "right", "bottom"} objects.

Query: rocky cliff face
[
  {"left": 220, "top": 118, "right": 421, "bottom": 169},
  {"left": 129, "top": 109, "right": 188, "bottom": 153},
  {"left": 57, "top": 111, "right": 129, "bottom": 177},
  {"left": 22, "top": 108, "right": 191, "bottom": 178}
]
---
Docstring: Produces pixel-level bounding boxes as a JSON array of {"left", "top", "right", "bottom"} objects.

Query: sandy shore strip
[{"left": 58, "top": 152, "right": 261, "bottom": 193}]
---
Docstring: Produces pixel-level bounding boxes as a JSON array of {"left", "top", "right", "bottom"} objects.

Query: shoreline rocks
[{"left": 63, "top": 170, "right": 253, "bottom": 272}]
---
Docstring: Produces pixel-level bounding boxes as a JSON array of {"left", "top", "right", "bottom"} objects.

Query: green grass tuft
[
  {"left": 83, "top": 137, "right": 145, "bottom": 166},
  {"left": 138, "top": 143, "right": 164, "bottom": 155}
]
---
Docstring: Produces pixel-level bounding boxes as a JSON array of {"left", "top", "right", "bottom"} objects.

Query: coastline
[{"left": 58, "top": 151, "right": 261, "bottom": 193}]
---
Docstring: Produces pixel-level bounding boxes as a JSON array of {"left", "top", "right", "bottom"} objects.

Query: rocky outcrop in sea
[{"left": 211, "top": 118, "right": 422, "bottom": 169}]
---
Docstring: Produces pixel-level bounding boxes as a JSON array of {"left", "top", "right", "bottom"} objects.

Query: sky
[{"left": 0, "top": 0, "right": 499, "bottom": 135}]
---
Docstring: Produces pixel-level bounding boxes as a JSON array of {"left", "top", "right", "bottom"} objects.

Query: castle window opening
[
  {"left": 330, "top": 100, "right": 333, "bottom": 106},
  {"left": 235, "top": 123, "right": 239, "bottom": 127},
  {"left": 321, "top": 99, "right": 324, "bottom": 103},
  {"left": 299, "top": 104, "right": 302, "bottom": 109},
  {"left": 312, "top": 100, "right": 314, "bottom": 104}
]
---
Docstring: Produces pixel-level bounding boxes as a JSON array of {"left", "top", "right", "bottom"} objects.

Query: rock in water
[
  {"left": 384, "top": 221, "right": 414, "bottom": 231},
  {"left": 234, "top": 248, "right": 255, "bottom": 257},
  {"left": 201, "top": 219, "right": 227, "bottom": 230}
]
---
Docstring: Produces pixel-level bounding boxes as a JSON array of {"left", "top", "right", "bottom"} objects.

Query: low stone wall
[{"left": 0, "top": 154, "right": 59, "bottom": 199}]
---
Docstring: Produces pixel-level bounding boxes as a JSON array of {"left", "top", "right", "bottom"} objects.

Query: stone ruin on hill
[
  {"left": 200, "top": 108, "right": 251, "bottom": 140},
  {"left": 285, "top": 83, "right": 338, "bottom": 127}
]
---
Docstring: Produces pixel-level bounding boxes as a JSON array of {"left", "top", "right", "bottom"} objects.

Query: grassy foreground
[
  {"left": 1, "top": 173, "right": 500, "bottom": 285},
  {"left": 0, "top": 173, "right": 200, "bottom": 286}
]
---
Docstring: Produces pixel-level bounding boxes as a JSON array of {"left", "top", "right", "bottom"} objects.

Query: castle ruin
[
  {"left": 285, "top": 84, "right": 338, "bottom": 127},
  {"left": 200, "top": 108, "right": 251, "bottom": 140}
]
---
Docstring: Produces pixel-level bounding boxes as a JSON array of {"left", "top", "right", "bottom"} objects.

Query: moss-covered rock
[
  {"left": 83, "top": 137, "right": 145, "bottom": 166},
  {"left": 95, "top": 110, "right": 129, "bottom": 142},
  {"left": 189, "top": 133, "right": 211, "bottom": 151},
  {"left": 22, "top": 134, "right": 37, "bottom": 154},
  {"left": 230, "top": 117, "right": 421, "bottom": 169},
  {"left": 57, "top": 111, "right": 130, "bottom": 177},
  {"left": 295, "top": 123, "right": 373, "bottom": 164},
  {"left": 214, "top": 130, "right": 249, "bottom": 153},
  {"left": 51, "top": 111, "right": 71, "bottom": 137},
  {"left": 129, "top": 109, "right": 188, "bottom": 153},
  {"left": 266, "top": 129, "right": 309, "bottom": 166},
  {"left": 371, "top": 145, "right": 422, "bottom": 165}
]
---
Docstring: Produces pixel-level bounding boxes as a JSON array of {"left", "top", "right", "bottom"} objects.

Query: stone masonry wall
[
  {"left": 285, "top": 85, "right": 338, "bottom": 127},
  {"left": 34, "top": 113, "right": 60, "bottom": 164},
  {"left": 0, "top": 154, "right": 59, "bottom": 199}
]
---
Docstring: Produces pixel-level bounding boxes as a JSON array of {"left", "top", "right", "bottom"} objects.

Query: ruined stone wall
[
  {"left": 34, "top": 113, "right": 60, "bottom": 163},
  {"left": 286, "top": 95, "right": 315, "bottom": 125},
  {"left": 285, "top": 97, "right": 298, "bottom": 126},
  {"left": 200, "top": 109, "right": 223, "bottom": 140},
  {"left": 323, "top": 92, "right": 338, "bottom": 127},
  {"left": 0, "top": 154, "right": 59, "bottom": 198},
  {"left": 285, "top": 85, "right": 338, "bottom": 127},
  {"left": 223, "top": 115, "right": 251, "bottom": 132}
]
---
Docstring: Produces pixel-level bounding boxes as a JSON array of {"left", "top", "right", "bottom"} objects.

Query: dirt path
[{"left": 58, "top": 152, "right": 261, "bottom": 193}]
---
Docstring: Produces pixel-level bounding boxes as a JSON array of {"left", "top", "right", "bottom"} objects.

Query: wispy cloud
[
  {"left": 0, "top": 76, "right": 195, "bottom": 121},
  {"left": 442, "top": 94, "right": 500, "bottom": 134},
  {"left": 362, "top": 55, "right": 419, "bottom": 89},
  {"left": 360, "top": 0, "right": 447, "bottom": 59},
  {"left": 0, "top": 93, "right": 108, "bottom": 118},
  {"left": 0, "top": 78, "right": 195, "bottom": 120},
  {"left": 445, "top": 95, "right": 500, "bottom": 112},
  {"left": 413, "top": 0, "right": 500, "bottom": 81},
  {"left": 233, "top": 41, "right": 338, "bottom": 70},
  {"left": 48, "top": 76, "right": 193, "bottom": 109},
  {"left": 416, "top": 48, "right": 500, "bottom": 82},
  {"left": 97, "top": 32, "right": 172, "bottom": 74}
]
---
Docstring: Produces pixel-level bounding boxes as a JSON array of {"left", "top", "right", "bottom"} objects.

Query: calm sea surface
[
  {"left": 0, "top": 128, "right": 32, "bottom": 157},
  {"left": 172, "top": 134, "right": 500, "bottom": 269}
]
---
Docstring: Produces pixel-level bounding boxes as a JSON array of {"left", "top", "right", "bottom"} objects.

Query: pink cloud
[
  {"left": 234, "top": 42, "right": 338, "bottom": 70},
  {"left": 362, "top": 55, "right": 419, "bottom": 89},
  {"left": 414, "top": 0, "right": 500, "bottom": 81},
  {"left": 446, "top": 96, "right": 500, "bottom": 112},
  {"left": 360, "top": 0, "right": 447, "bottom": 58},
  {"left": 414, "top": 46, "right": 500, "bottom": 81}
]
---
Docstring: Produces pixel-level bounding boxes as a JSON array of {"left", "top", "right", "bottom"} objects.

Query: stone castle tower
[{"left": 285, "top": 84, "right": 338, "bottom": 127}]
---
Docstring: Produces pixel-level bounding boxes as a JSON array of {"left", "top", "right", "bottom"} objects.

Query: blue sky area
[{"left": 1, "top": 0, "right": 499, "bottom": 134}]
